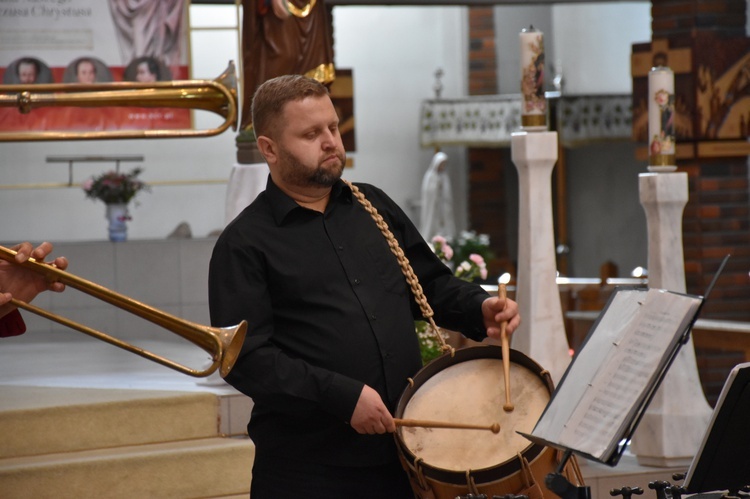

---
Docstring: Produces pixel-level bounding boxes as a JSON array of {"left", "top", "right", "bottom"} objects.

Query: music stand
[
  {"left": 684, "top": 362, "right": 750, "bottom": 494},
  {"left": 520, "top": 286, "right": 706, "bottom": 464},
  {"left": 521, "top": 255, "right": 730, "bottom": 498}
]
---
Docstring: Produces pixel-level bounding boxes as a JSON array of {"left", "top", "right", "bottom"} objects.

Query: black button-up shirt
[{"left": 209, "top": 177, "right": 489, "bottom": 467}]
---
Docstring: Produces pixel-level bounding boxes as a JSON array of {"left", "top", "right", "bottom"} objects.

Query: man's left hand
[{"left": 481, "top": 296, "right": 520, "bottom": 340}]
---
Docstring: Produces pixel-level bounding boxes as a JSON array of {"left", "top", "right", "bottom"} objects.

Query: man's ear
[{"left": 256, "top": 135, "right": 277, "bottom": 164}]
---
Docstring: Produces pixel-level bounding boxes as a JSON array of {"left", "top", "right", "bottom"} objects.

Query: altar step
[{"left": 0, "top": 386, "right": 254, "bottom": 498}]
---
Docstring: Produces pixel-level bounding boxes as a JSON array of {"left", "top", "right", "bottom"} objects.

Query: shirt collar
[{"left": 265, "top": 175, "right": 353, "bottom": 226}]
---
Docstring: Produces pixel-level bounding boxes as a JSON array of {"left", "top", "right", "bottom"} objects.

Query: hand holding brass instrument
[{"left": 0, "top": 244, "right": 246, "bottom": 378}]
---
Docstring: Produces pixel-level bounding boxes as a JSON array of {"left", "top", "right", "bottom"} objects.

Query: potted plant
[{"left": 82, "top": 167, "right": 149, "bottom": 242}]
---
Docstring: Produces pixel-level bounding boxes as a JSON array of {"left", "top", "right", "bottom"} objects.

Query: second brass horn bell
[
  {"left": 0, "top": 245, "right": 247, "bottom": 378},
  {"left": 0, "top": 61, "right": 239, "bottom": 142}
]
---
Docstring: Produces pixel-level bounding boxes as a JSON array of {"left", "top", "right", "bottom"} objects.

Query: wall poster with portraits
[{"left": 0, "top": 0, "right": 190, "bottom": 134}]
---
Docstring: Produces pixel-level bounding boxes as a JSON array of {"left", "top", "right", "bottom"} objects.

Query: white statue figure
[{"left": 420, "top": 151, "right": 456, "bottom": 241}]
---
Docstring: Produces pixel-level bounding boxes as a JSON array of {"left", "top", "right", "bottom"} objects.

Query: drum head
[{"left": 396, "top": 346, "right": 551, "bottom": 474}]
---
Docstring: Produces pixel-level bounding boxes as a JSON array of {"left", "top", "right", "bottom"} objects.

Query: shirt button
[
  {"left": 370, "top": 313, "right": 377, "bottom": 321},
  {"left": 353, "top": 278, "right": 361, "bottom": 285},
  {"left": 338, "top": 245, "right": 344, "bottom": 251}
]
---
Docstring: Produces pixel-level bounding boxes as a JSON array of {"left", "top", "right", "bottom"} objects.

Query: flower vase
[{"left": 105, "top": 203, "right": 129, "bottom": 242}]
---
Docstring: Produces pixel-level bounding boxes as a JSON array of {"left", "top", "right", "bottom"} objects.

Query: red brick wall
[
  {"left": 641, "top": 0, "right": 750, "bottom": 322},
  {"left": 683, "top": 159, "right": 750, "bottom": 321},
  {"left": 651, "top": 0, "right": 747, "bottom": 38},
  {"left": 695, "top": 347, "right": 746, "bottom": 406},
  {"left": 647, "top": 0, "right": 750, "bottom": 405},
  {"left": 467, "top": 7, "right": 498, "bottom": 96},
  {"left": 466, "top": 7, "right": 516, "bottom": 277}
]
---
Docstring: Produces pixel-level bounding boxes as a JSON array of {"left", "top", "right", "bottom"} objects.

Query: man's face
[
  {"left": 76, "top": 61, "right": 96, "bottom": 84},
  {"left": 272, "top": 95, "right": 346, "bottom": 189},
  {"left": 18, "top": 62, "right": 37, "bottom": 84}
]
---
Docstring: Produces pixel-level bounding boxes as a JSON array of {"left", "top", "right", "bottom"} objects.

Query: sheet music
[{"left": 530, "top": 288, "right": 703, "bottom": 461}]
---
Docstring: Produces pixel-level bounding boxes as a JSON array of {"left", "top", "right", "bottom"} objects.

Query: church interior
[{"left": 1, "top": 0, "right": 749, "bottom": 497}]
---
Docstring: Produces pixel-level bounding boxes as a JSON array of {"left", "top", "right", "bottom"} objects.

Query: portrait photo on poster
[
  {"left": 62, "top": 56, "right": 114, "bottom": 84},
  {"left": 123, "top": 56, "right": 172, "bottom": 83},
  {"left": 2, "top": 56, "right": 54, "bottom": 84}
]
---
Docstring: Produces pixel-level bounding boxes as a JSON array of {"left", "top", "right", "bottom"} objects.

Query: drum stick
[
  {"left": 394, "top": 418, "right": 500, "bottom": 434},
  {"left": 499, "top": 283, "right": 514, "bottom": 412}
]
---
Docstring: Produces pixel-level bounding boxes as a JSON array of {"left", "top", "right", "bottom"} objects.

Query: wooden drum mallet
[
  {"left": 394, "top": 418, "right": 500, "bottom": 434},
  {"left": 499, "top": 282, "right": 514, "bottom": 412}
]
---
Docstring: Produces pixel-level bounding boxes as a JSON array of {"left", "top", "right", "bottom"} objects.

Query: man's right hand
[{"left": 349, "top": 385, "right": 395, "bottom": 435}]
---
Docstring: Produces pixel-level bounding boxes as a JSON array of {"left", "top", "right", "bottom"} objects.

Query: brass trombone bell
[
  {"left": 0, "top": 61, "right": 238, "bottom": 142},
  {"left": 0, "top": 245, "right": 247, "bottom": 378}
]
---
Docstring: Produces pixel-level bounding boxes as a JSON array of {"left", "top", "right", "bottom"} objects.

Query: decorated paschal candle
[
  {"left": 648, "top": 66, "right": 676, "bottom": 171},
  {"left": 520, "top": 26, "right": 546, "bottom": 130}
]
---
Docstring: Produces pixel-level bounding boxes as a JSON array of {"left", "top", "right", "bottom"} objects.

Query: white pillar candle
[
  {"left": 648, "top": 66, "right": 676, "bottom": 170},
  {"left": 520, "top": 26, "right": 546, "bottom": 130}
]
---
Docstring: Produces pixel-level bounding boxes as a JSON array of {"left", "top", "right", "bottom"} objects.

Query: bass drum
[{"left": 394, "top": 345, "right": 584, "bottom": 499}]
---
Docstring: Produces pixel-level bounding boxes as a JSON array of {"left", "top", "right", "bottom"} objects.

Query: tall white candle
[
  {"left": 519, "top": 26, "right": 546, "bottom": 130},
  {"left": 648, "top": 66, "right": 676, "bottom": 170}
]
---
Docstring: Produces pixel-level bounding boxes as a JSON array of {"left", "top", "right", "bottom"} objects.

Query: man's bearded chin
[
  {"left": 311, "top": 155, "right": 345, "bottom": 186},
  {"left": 278, "top": 145, "right": 345, "bottom": 188}
]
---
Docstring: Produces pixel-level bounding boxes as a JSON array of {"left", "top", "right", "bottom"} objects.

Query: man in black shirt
[{"left": 208, "top": 74, "right": 520, "bottom": 499}]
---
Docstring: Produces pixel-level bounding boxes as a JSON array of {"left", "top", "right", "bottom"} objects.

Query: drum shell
[{"left": 394, "top": 345, "right": 582, "bottom": 499}]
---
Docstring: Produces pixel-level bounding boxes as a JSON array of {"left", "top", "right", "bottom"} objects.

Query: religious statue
[
  {"left": 419, "top": 151, "right": 456, "bottom": 242},
  {"left": 240, "top": 0, "right": 335, "bottom": 131}
]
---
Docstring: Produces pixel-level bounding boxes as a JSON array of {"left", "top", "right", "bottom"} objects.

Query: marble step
[
  {"left": 0, "top": 437, "right": 254, "bottom": 499},
  {"left": 0, "top": 385, "right": 222, "bottom": 459}
]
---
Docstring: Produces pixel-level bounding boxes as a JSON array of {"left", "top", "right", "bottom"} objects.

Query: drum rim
[{"left": 394, "top": 345, "right": 554, "bottom": 485}]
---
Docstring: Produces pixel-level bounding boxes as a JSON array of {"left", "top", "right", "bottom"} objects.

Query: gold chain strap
[{"left": 344, "top": 179, "right": 454, "bottom": 356}]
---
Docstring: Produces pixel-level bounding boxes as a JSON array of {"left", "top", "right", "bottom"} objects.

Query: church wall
[
  {"left": 2, "top": 1, "right": 742, "bottom": 285},
  {"left": 0, "top": 238, "right": 217, "bottom": 344},
  {"left": 0, "top": 5, "right": 469, "bottom": 244},
  {"left": 479, "top": 2, "right": 652, "bottom": 278},
  {"left": 0, "top": 5, "right": 241, "bottom": 243},
  {"left": 563, "top": 141, "right": 649, "bottom": 277},
  {"left": 550, "top": 2, "right": 652, "bottom": 95},
  {"left": 494, "top": 4, "right": 554, "bottom": 95},
  {"left": 494, "top": 2, "right": 652, "bottom": 96},
  {"left": 332, "top": 6, "right": 470, "bottom": 232}
]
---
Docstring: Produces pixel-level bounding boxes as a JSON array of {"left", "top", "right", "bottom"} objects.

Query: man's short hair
[{"left": 251, "top": 75, "right": 329, "bottom": 139}]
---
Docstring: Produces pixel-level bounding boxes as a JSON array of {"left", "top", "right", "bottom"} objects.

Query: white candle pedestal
[
  {"left": 630, "top": 172, "right": 712, "bottom": 467},
  {"left": 510, "top": 130, "right": 570, "bottom": 385}
]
